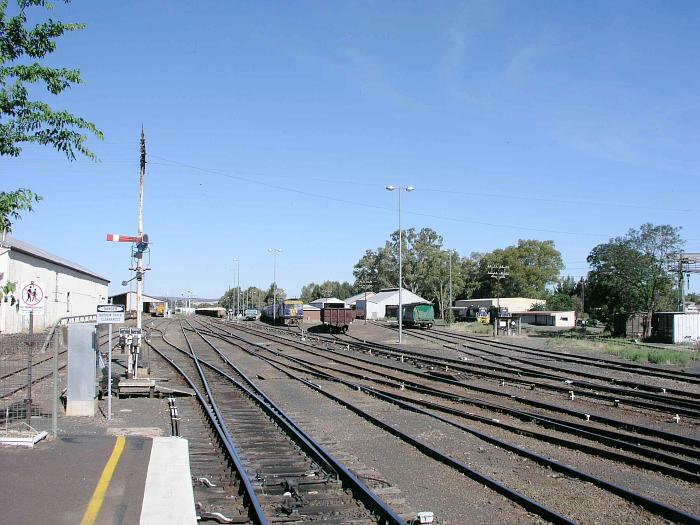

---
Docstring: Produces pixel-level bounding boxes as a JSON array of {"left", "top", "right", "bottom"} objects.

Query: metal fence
[{"left": 0, "top": 315, "right": 96, "bottom": 440}]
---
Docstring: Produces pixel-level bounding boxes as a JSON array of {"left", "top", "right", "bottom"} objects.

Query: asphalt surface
[{"left": 0, "top": 435, "right": 151, "bottom": 525}]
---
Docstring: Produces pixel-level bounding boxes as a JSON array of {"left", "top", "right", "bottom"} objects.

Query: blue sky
[{"left": 5, "top": 0, "right": 699, "bottom": 298}]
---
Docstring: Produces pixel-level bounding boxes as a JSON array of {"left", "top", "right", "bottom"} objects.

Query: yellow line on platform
[{"left": 80, "top": 436, "right": 126, "bottom": 525}]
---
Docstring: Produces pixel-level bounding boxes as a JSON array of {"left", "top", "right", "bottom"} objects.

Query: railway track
[
  {"left": 149, "top": 320, "right": 404, "bottom": 524},
  {"left": 411, "top": 323, "right": 700, "bottom": 384},
  {"left": 359, "top": 321, "right": 700, "bottom": 418},
  {"left": 191, "top": 317, "right": 700, "bottom": 524}
]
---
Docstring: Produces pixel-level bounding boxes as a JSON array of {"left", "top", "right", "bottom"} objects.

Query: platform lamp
[{"left": 386, "top": 184, "right": 414, "bottom": 344}]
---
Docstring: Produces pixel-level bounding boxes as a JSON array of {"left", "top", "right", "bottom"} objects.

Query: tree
[
  {"left": 1, "top": 1, "right": 101, "bottom": 233},
  {"left": 473, "top": 239, "right": 564, "bottom": 299},
  {"left": 264, "top": 283, "right": 286, "bottom": 305},
  {"left": 1, "top": 0, "right": 102, "bottom": 159},
  {"left": 353, "top": 228, "right": 469, "bottom": 318},
  {"left": 0, "top": 187, "right": 41, "bottom": 235},
  {"left": 586, "top": 223, "right": 683, "bottom": 336},
  {"left": 300, "top": 281, "right": 354, "bottom": 303},
  {"left": 546, "top": 293, "right": 576, "bottom": 311}
]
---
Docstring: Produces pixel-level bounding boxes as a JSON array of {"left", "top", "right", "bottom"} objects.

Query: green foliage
[
  {"left": 0, "top": 279, "right": 17, "bottom": 306},
  {"left": 352, "top": 230, "right": 563, "bottom": 318},
  {"left": 473, "top": 239, "right": 564, "bottom": 299},
  {"left": 546, "top": 292, "right": 576, "bottom": 311},
  {"left": 300, "top": 280, "right": 354, "bottom": 303},
  {"left": 1, "top": 0, "right": 102, "bottom": 159},
  {"left": 0, "top": 187, "right": 41, "bottom": 232},
  {"left": 352, "top": 228, "right": 465, "bottom": 317},
  {"left": 263, "top": 283, "right": 286, "bottom": 305},
  {"left": 219, "top": 286, "right": 267, "bottom": 310},
  {"left": 586, "top": 223, "right": 683, "bottom": 333}
]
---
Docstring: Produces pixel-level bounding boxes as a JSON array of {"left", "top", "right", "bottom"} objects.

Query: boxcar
[
  {"left": 402, "top": 302, "right": 435, "bottom": 328},
  {"left": 321, "top": 303, "right": 356, "bottom": 333}
]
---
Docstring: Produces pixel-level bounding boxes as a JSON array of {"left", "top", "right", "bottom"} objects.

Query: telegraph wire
[{"left": 147, "top": 155, "right": 612, "bottom": 238}]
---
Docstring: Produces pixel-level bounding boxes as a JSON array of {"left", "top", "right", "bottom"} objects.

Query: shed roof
[
  {"left": 309, "top": 297, "right": 344, "bottom": 306},
  {"left": 109, "top": 291, "right": 164, "bottom": 303},
  {"left": 367, "top": 287, "right": 427, "bottom": 304},
  {"left": 2, "top": 234, "right": 109, "bottom": 283},
  {"left": 344, "top": 291, "right": 376, "bottom": 305}
]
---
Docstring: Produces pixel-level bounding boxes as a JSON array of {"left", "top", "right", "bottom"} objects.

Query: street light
[
  {"left": 268, "top": 248, "right": 281, "bottom": 324},
  {"left": 386, "top": 184, "right": 414, "bottom": 344},
  {"left": 233, "top": 258, "right": 240, "bottom": 320}
]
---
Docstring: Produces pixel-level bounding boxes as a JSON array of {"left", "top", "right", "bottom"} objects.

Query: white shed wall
[
  {"left": 0, "top": 250, "right": 108, "bottom": 334},
  {"left": 455, "top": 297, "right": 545, "bottom": 311},
  {"left": 674, "top": 314, "right": 700, "bottom": 343}
]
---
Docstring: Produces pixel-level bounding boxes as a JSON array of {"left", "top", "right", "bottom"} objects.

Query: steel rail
[
  {"left": 210, "top": 331, "right": 700, "bottom": 525},
  {"left": 390, "top": 324, "right": 700, "bottom": 399},
  {"left": 190, "top": 322, "right": 576, "bottom": 525},
  {"left": 428, "top": 326, "right": 700, "bottom": 384},
  {"left": 329, "top": 332, "right": 700, "bottom": 417},
  {"left": 209, "top": 319, "right": 700, "bottom": 452},
  {"left": 183, "top": 321, "right": 406, "bottom": 525},
  {"left": 149, "top": 325, "right": 268, "bottom": 525},
  {"left": 207, "top": 325, "right": 700, "bottom": 478},
  {"left": 249, "top": 344, "right": 700, "bottom": 480}
]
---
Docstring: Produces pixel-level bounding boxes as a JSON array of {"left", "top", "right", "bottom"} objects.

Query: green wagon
[{"left": 402, "top": 302, "right": 435, "bottom": 329}]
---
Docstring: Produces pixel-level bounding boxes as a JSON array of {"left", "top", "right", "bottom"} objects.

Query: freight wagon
[
  {"left": 195, "top": 307, "right": 226, "bottom": 318},
  {"left": 321, "top": 303, "right": 356, "bottom": 333},
  {"left": 402, "top": 302, "right": 435, "bottom": 329}
]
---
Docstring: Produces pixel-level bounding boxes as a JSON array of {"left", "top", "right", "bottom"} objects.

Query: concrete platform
[{"left": 0, "top": 435, "right": 196, "bottom": 524}]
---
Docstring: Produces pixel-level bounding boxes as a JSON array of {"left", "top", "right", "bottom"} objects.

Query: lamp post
[
  {"left": 386, "top": 185, "right": 414, "bottom": 344},
  {"left": 233, "top": 258, "right": 240, "bottom": 320},
  {"left": 268, "top": 248, "right": 281, "bottom": 324},
  {"left": 448, "top": 249, "right": 453, "bottom": 323}
]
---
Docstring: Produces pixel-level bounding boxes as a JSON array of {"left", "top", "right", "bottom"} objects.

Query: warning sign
[
  {"left": 20, "top": 280, "right": 45, "bottom": 315},
  {"left": 97, "top": 304, "right": 125, "bottom": 324}
]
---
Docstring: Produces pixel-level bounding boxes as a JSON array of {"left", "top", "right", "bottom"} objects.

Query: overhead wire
[{"left": 147, "top": 155, "right": 618, "bottom": 238}]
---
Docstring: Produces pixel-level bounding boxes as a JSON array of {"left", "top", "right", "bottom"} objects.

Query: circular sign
[{"left": 20, "top": 281, "right": 45, "bottom": 307}]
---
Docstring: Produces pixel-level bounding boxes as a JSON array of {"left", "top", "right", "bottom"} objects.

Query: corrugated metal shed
[
  {"left": 653, "top": 312, "right": 700, "bottom": 344},
  {"left": 309, "top": 297, "right": 345, "bottom": 309},
  {"left": 357, "top": 288, "right": 428, "bottom": 320},
  {"left": 344, "top": 291, "right": 376, "bottom": 306},
  {"left": 2, "top": 234, "right": 109, "bottom": 283}
]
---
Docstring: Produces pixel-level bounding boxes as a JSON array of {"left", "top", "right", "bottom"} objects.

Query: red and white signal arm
[
  {"left": 19, "top": 280, "right": 46, "bottom": 315},
  {"left": 106, "top": 234, "right": 140, "bottom": 243}
]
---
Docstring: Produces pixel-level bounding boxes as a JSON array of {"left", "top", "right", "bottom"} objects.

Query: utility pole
[
  {"left": 133, "top": 127, "right": 146, "bottom": 378},
  {"left": 670, "top": 253, "right": 700, "bottom": 312},
  {"left": 448, "top": 250, "right": 453, "bottom": 322},
  {"left": 233, "top": 258, "right": 239, "bottom": 320},
  {"left": 269, "top": 249, "right": 281, "bottom": 324},
  {"left": 357, "top": 281, "right": 372, "bottom": 324},
  {"left": 488, "top": 265, "right": 509, "bottom": 336},
  {"left": 488, "top": 265, "right": 509, "bottom": 310}
]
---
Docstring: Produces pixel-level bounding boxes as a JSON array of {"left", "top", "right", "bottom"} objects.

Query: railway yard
[{"left": 66, "top": 315, "right": 700, "bottom": 524}]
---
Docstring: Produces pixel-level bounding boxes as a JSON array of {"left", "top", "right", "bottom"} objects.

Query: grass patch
[
  {"left": 443, "top": 321, "right": 493, "bottom": 334},
  {"left": 544, "top": 338, "right": 700, "bottom": 366}
]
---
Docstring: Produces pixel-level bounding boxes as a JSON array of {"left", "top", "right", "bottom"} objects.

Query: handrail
[{"left": 39, "top": 314, "right": 98, "bottom": 354}]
